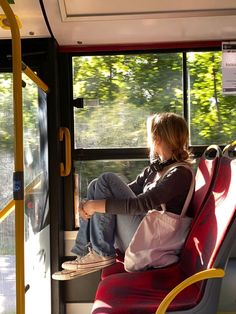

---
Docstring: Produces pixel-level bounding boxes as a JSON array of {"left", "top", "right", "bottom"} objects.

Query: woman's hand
[
  {"left": 82, "top": 200, "right": 106, "bottom": 218},
  {"left": 79, "top": 200, "right": 91, "bottom": 220}
]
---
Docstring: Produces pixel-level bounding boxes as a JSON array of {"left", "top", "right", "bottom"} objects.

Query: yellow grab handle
[
  {"left": 155, "top": 268, "right": 225, "bottom": 314},
  {"left": 0, "top": 200, "right": 15, "bottom": 222},
  {"left": 22, "top": 62, "right": 49, "bottom": 93},
  {"left": 59, "top": 127, "right": 72, "bottom": 176}
]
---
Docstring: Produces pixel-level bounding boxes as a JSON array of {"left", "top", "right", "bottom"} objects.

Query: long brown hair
[{"left": 147, "top": 112, "right": 192, "bottom": 162}]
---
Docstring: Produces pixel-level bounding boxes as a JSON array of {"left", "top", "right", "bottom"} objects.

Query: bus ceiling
[{"left": 0, "top": 0, "right": 236, "bottom": 50}]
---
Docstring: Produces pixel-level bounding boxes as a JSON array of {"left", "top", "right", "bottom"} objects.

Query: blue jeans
[{"left": 71, "top": 172, "right": 144, "bottom": 257}]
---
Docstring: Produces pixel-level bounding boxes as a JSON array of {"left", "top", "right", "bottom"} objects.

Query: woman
[{"left": 52, "top": 112, "right": 194, "bottom": 280}]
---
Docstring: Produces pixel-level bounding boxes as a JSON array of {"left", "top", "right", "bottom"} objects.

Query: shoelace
[
  {"left": 79, "top": 248, "right": 94, "bottom": 263},
  {"left": 69, "top": 247, "right": 92, "bottom": 264},
  {"left": 75, "top": 255, "right": 82, "bottom": 262}
]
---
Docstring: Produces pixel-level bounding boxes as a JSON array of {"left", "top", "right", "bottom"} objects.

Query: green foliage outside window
[
  {"left": 73, "top": 51, "right": 236, "bottom": 148},
  {"left": 188, "top": 52, "right": 236, "bottom": 145},
  {"left": 73, "top": 53, "right": 183, "bottom": 148}
]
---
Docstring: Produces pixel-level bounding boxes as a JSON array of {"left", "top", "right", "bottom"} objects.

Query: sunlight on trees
[{"left": 72, "top": 52, "right": 236, "bottom": 148}]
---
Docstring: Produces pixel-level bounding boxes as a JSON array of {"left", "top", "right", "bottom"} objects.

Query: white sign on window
[{"left": 222, "top": 42, "right": 236, "bottom": 95}]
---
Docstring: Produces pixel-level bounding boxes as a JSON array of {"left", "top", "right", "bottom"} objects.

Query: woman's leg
[
  {"left": 71, "top": 179, "right": 97, "bottom": 256},
  {"left": 115, "top": 214, "right": 144, "bottom": 254},
  {"left": 71, "top": 218, "right": 90, "bottom": 256},
  {"left": 90, "top": 172, "right": 144, "bottom": 254},
  {"left": 54, "top": 173, "right": 143, "bottom": 279},
  {"left": 72, "top": 172, "right": 143, "bottom": 256}
]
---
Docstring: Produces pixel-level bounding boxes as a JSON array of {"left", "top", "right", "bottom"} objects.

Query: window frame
[{"left": 70, "top": 46, "right": 221, "bottom": 162}]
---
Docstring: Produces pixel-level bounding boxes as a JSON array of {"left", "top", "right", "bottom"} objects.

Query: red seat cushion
[
  {"left": 93, "top": 264, "right": 202, "bottom": 314},
  {"left": 101, "top": 260, "right": 125, "bottom": 279},
  {"left": 101, "top": 250, "right": 125, "bottom": 279}
]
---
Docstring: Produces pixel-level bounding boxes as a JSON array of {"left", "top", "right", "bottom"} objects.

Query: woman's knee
[
  {"left": 87, "top": 174, "right": 117, "bottom": 197},
  {"left": 87, "top": 178, "right": 97, "bottom": 197},
  {"left": 98, "top": 172, "right": 117, "bottom": 181}
]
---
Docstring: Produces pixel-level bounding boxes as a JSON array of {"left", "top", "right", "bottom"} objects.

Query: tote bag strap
[{"left": 159, "top": 162, "right": 195, "bottom": 217}]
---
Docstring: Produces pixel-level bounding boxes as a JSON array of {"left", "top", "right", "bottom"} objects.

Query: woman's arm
[
  {"left": 81, "top": 167, "right": 150, "bottom": 218},
  {"left": 128, "top": 166, "right": 150, "bottom": 195},
  {"left": 82, "top": 200, "right": 106, "bottom": 217},
  {"left": 82, "top": 166, "right": 193, "bottom": 217},
  {"left": 106, "top": 166, "right": 193, "bottom": 215}
]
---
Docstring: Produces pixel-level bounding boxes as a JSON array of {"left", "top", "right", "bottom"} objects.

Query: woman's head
[{"left": 147, "top": 112, "right": 191, "bottom": 162}]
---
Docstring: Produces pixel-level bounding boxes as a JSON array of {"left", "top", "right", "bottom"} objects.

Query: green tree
[
  {"left": 0, "top": 73, "right": 14, "bottom": 150},
  {"left": 188, "top": 51, "right": 236, "bottom": 145},
  {"left": 73, "top": 52, "right": 236, "bottom": 149},
  {"left": 73, "top": 53, "right": 183, "bottom": 149},
  {"left": 123, "top": 53, "right": 183, "bottom": 113}
]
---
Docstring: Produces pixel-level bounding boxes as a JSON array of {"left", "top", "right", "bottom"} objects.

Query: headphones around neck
[{"left": 150, "top": 158, "right": 176, "bottom": 172}]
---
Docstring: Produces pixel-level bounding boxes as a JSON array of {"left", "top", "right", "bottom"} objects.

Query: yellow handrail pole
[
  {"left": 22, "top": 62, "right": 49, "bottom": 93},
  {"left": 0, "top": 200, "right": 15, "bottom": 223},
  {"left": 0, "top": 1, "right": 25, "bottom": 314}
]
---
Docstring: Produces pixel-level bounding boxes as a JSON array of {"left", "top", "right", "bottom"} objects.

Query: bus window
[
  {"left": 72, "top": 52, "right": 236, "bottom": 150},
  {"left": 187, "top": 51, "right": 236, "bottom": 146},
  {"left": 72, "top": 53, "right": 183, "bottom": 149}
]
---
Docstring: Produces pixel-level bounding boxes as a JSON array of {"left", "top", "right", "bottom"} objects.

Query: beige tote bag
[{"left": 124, "top": 163, "right": 195, "bottom": 272}]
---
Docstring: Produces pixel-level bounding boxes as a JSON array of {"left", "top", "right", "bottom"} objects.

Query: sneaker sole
[
  {"left": 52, "top": 269, "right": 93, "bottom": 281},
  {"left": 62, "top": 257, "right": 116, "bottom": 271},
  {"left": 52, "top": 260, "right": 115, "bottom": 281}
]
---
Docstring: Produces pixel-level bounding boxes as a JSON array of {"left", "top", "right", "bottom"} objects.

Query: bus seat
[
  {"left": 191, "top": 144, "right": 222, "bottom": 217},
  {"left": 92, "top": 142, "right": 236, "bottom": 314},
  {"left": 101, "top": 144, "right": 222, "bottom": 280},
  {"left": 223, "top": 140, "right": 236, "bottom": 157}
]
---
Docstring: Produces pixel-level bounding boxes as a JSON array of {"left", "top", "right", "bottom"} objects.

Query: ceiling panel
[
  {"left": 0, "top": 0, "right": 50, "bottom": 39},
  {"left": 1, "top": 0, "right": 236, "bottom": 47},
  {"left": 63, "top": 0, "right": 236, "bottom": 17},
  {"left": 42, "top": 0, "right": 236, "bottom": 46}
]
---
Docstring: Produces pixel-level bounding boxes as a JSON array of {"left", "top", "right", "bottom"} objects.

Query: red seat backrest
[
  {"left": 180, "top": 154, "right": 236, "bottom": 278},
  {"left": 192, "top": 145, "right": 222, "bottom": 218}
]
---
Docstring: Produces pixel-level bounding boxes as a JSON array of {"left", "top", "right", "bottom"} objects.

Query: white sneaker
[
  {"left": 61, "top": 255, "right": 82, "bottom": 270},
  {"left": 62, "top": 249, "right": 116, "bottom": 271},
  {"left": 52, "top": 268, "right": 95, "bottom": 281}
]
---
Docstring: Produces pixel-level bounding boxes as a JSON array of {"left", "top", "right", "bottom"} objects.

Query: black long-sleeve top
[{"left": 106, "top": 163, "right": 194, "bottom": 217}]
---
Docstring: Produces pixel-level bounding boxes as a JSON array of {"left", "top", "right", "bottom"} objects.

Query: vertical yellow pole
[{"left": 0, "top": 1, "right": 24, "bottom": 314}]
